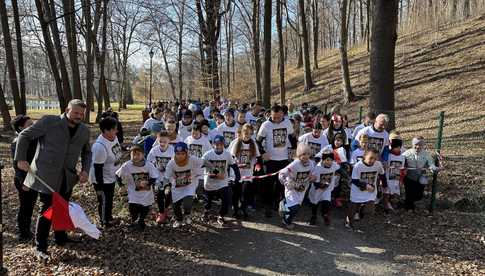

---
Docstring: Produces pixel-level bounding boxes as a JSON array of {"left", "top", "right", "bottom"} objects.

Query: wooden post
[{"left": 429, "top": 111, "right": 444, "bottom": 212}]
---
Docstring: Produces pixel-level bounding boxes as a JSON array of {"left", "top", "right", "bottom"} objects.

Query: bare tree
[
  {"left": 11, "top": 0, "right": 27, "bottom": 113},
  {"left": 0, "top": 0, "right": 23, "bottom": 114},
  {"left": 340, "top": 0, "right": 355, "bottom": 103},
  {"left": 369, "top": 0, "right": 398, "bottom": 130},
  {"left": 276, "top": 0, "right": 285, "bottom": 104},
  {"left": 298, "top": 0, "right": 314, "bottom": 92},
  {"left": 0, "top": 83, "right": 12, "bottom": 129},
  {"left": 311, "top": 0, "right": 319, "bottom": 70},
  {"left": 262, "top": 0, "right": 272, "bottom": 107},
  {"left": 62, "top": 0, "right": 83, "bottom": 100}
]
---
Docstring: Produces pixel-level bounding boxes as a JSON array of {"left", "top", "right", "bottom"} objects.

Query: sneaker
[
  {"left": 282, "top": 220, "right": 294, "bottom": 230},
  {"left": 323, "top": 214, "right": 331, "bottom": 226},
  {"left": 35, "top": 248, "right": 50, "bottom": 263},
  {"left": 173, "top": 220, "right": 182, "bottom": 228},
  {"left": 184, "top": 216, "right": 192, "bottom": 225},
  {"left": 202, "top": 211, "right": 210, "bottom": 222},
  {"left": 138, "top": 221, "right": 146, "bottom": 230},
  {"left": 353, "top": 213, "right": 361, "bottom": 221},
  {"left": 385, "top": 202, "right": 395, "bottom": 212},
  {"left": 309, "top": 216, "right": 317, "bottom": 225},
  {"left": 156, "top": 212, "right": 167, "bottom": 225},
  {"left": 216, "top": 216, "right": 226, "bottom": 226},
  {"left": 335, "top": 198, "right": 344, "bottom": 208},
  {"left": 344, "top": 221, "right": 354, "bottom": 230}
]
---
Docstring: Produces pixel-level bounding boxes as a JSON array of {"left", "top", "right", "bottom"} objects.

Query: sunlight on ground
[
  {"left": 355, "top": 246, "right": 387, "bottom": 254},
  {"left": 241, "top": 220, "right": 329, "bottom": 243},
  {"left": 197, "top": 258, "right": 280, "bottom": 275}
]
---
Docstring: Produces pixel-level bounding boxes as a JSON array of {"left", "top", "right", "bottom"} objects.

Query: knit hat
[
  {"left": 129, "top": 144, "right": 144, "bottom": 154},
  {"left": 213, "top": 135, "right": 225, "bottom": 144},
  {"left": 11, "top": 115, "right": 31, "bottom": 133},
  {"left": 174, "top": 142, "right": 188, "bottom": 153},
  {"left": 389, "top": 131, "right": 402, "bottom": 141},
  {"left": 151, "top": 122, "right": 164, "bottom": 133},
  {"left": 320, "top": 148, "right": 334, "bottom": 161},
  {"left": 412, "top": 137, "right": 425, "bottom": 146}
]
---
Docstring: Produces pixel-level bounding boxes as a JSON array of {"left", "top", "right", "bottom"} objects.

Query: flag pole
[{"left": 28, "top": 168, "right": 55, "bottom": 193}]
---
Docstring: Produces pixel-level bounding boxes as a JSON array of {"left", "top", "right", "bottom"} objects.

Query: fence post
[
  {"left": 358, "top": 106, "right": 363, "bottom": 124},
  {"left": 429, "top": 111, "right": 445, "bottom": 212},
  {"left": 0, "top": 162, "right": 6, "bottom": 274}
]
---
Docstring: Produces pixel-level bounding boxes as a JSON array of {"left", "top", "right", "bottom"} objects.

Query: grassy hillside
[{"left": 279, "top": 15, "right": 485, "bottom": 204}]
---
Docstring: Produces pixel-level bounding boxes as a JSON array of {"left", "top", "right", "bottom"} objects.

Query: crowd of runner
[{"left": 10, "top": 99, "right": 442, "bottom": 261}]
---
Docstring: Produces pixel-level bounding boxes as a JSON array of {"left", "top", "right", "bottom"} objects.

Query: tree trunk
[
  {"left": 82, "top": 0, "right": 94, "bottom": 122},
  {"left": 63, "top": 0, "right": 83, "bottom": 99},
  {"left": 96, "top": 0, "right": 110, "bottom": 120},
  {"left": 178, "top": 0, "right": 186, "bottom": 101},
  {"left": 0, "top": 0, "right": 22, "bottom": 115},
  {"left": 160, "top": 42, "right": 177, "bottom": 100},
  {"left": 463, "top": 0, "right": 470, "bottom": 18},
  {"left": 34, "top": 0, "right": 67, "bottom": 111},
  {"left": 340, "top": 0, "right": 355, "bottom": 104},
  {"left": 262, "top": 0, "right": 272, "bottom": 107},
  {"left": 366, "top": 0, "right": 371, "bottom": 52},
  {"left": 0, "top": 84, "right": 12, "bottom": 129},
  {"left": 311, "top": 0, "right": 319, "bottom": 70},
  {"left": 359, "top": 0, "right": 365, "bottom": 42},
  {"left": 276, "top": 0, "right": 286, "bottom": 104},
  {"left": 369, "top": 0, "right": 398, "bottom": 130},
  {"left": 298, "top": 0, "right": 314, "bottom": 92},
  {"left": 11, "top": 0, "right": 27, "bottom": 114},
  {"left": 252, "top": 0, "right": 263, "bottom": 102},
  {"left": 46, "top": 0, "right": 72, "bottom": 104}
]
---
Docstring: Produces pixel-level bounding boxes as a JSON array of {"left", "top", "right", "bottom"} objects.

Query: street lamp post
[{"left": 149, "top": 48, "right": 154, "bottom": 108}]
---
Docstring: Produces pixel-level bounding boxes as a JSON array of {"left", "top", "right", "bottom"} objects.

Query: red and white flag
[{"left": 43, "top": 192, "right": 101, "bottom": 239}]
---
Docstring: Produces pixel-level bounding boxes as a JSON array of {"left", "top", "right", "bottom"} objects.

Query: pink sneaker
[{"left": 156, "top": 211, "right": 168, "bottom": 224}]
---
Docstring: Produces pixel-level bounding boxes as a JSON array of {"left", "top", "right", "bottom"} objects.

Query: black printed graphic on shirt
[
  {"left": 272, "top": 128, "right": 287, "bottom": 148},
  {"left": 388, "top": 161, "right": 402, "bottom": 181},
  {"left": 132, "top": 172, "right": 150, "bottom": 191},
  {"left": 316, "top": 173, "right": 333, "bottom": 189},
  {"left": 294, "top": 171, "right": 310, "bottom": 191},
  {"left": 174, "top": 169, "right": 191, "bottom": 187},
  {"left": 288, "top": 148, "right": 296, "bottom": 161},
  {"left": 238, "top": 149, "right": 252, "bottom": 169},
  {"left": 210, "top": 160, "right": 227, "bottom": 176},
  {"left": 360, "top": 171, "right": 377, "bottom": 188},
  {"left": 111, "top": 143, "right": 122, "bottom": 166},
  {"left": 367, "top": 137, "right": 384, "bottom": 152},
  {"left": 189, "top": 144, "right": 203, "bottom": 158},
  {"left": 308, "top": 142, "right": 322, "bottom": 157},
  {"left": 155, "top": 156, "right": 171, "bottom": 173},
  {"left": 223, "top": 131, "right": 235, "bottom": 147}
]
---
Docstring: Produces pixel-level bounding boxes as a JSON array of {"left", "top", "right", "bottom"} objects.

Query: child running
[
  {"left": 116, "top": 145, "right": 159, "bottom": 230},
  {"left": 278, "top": 144, "right": 316, "bottom": 229},
  {"left": 383, "top": 132, "right": 406, "bottom": 211}
]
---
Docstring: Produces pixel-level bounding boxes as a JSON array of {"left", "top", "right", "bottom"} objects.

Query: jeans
[
  {"left": 129, "top": 203, "right": 150, "bottom": 225},
  {"left": 15, "top": 177, "right": 38, "bottom": 237},
  {"left": 283, "top": 204, "right": 300, "bottom": 225},
  {"left": 204, "top": 186, "right": 232, "bottom": 217},
  {"left": 93, "top": 182, "right": 115, "bottom": 225},
  {"left": 311, "top": 200, "right": 331, "bottom": 217},
  {"left": 232, "top": 180, "right": 255, "bottom": 214},
  {"left": 404, "top": 177, "right": 425, "bottom": 210},
  {"left": 262, "top": 160, "right": 288, "bottom": 210}
]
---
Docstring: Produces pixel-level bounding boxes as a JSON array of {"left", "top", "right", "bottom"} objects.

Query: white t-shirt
[
  {"left": 322, "top": 128, "right": 349, "bottom": 145},
  {"left": 350, "top": 148, "right": 365, "bottom": 165},
  {"left": 308, "top": 162, "right": 340, "bottom": 204},
  {"left": 245, "top": 112, "right": 260, "bottom": 127},
  {"left": 257, "top": 119, "right": 294, "bottom": 161},
  {"left": 146, "top": 145, "right": 174, "bottom": 180},
  {"left": 165, "top": 156, "right": 204, "bottom": 202},
  {"left": 202, "top": 149, "right": 235, "bottom": 191},
  {"left": 355, "top": 126, "right": 389, "bottom": 154},
  {"left": 350, "top": 160, "right": 385, "bottom": 203},
  {"left": 142, "top": 117, "right": 162, "bottom": 132},
  {"left": 352, "top": 123, "right": 366, "bottom": 139},
  {"left": 229, "top": 139, "right": 260, "bottom": 180},
  {"left": 116, "top": 161, "right": 159, "bottom": 206},
  {"left": 203, "top": 106, "right": 212, "bottom": 119},
  {"left": 178, "top": 121, "right": 193, "bottom": 141},
  {"left": 279, "top": 160, "right": 315, "bottom": 207},
  {"left": 298, "top": 132, "right": 330, "bottom": 158},
  {"left": 386, "top": 152, "right": 405, "bottom": 195},
  {"left": 185, "top": 135, "right": 213, "bottom": 159},
  {"left": 216, "top": 122, "right": 238, "bottom": 148},
  {"left": 89, "top": 135, "right": 122, "bottom": 184}
]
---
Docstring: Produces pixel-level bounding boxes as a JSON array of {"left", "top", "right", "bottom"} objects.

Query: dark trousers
[
  {"left": 36, "top": 186, "right": 72, "bottom": 251},
  {"left": 262, "top": 160, "right": 288, "bottom": 210},
  {"left": 93, "top": 182, "right": 115, "bottom": 225},
  {"left": 156, "top": 186, "right": 171, "bottom": 213},
  {"left": 15, "top": 177, "right": 38, "bottom": 237},
  {"left": 129, "top": 203, "right": 150, "bottom": 224},
  {"left": 283, "top": 204, "right": 300, "bottom": 224},
  {"left": 232, "top": 181, "right": 254, "bottom": 214},
  {"left": 404, "top": 177, "right": 425, "bottom": 210},
  {"left": 204, "top": 186, "right": 232, "bottom": 217},
  {"left": 311, "top": 200, "right": 331, "bottom": 217},
  {"left": 173, "top": 196, "right": 194, "bottom": 221}
]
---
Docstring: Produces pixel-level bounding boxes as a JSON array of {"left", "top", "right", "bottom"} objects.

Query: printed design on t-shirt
[
  {"left": 272, "top": 128, "right": 287, "bottom": 148},
  {"left": 288, "top": 148, "right": 296, "bottom": 161},
  {"left": 308, "top": 142, "right": 321, "bottom": 157},
  {"left": 360, "top": 171, "right": 377, "bottom": 188},
  {"left": 111, "top": 143, "right": 122, "bottom": 166},
  {"left": 189, "top": 144, "right": 203, "bottom": 158},
  {"left": 316, "top": 173, "right": 333, "bottom": 189},
  {"left": 238, "top": 149, "right": 252, "bottom": 169},
  {"left": 131, "top": 172, "right": 150, "bottom": 191},
  {"left": 388, "top": 161, "right": 402, "bottom": 180},
  {"left": 367, "top": 137, "right": 384, "bottom": 152},
  {"left": 294, "top": 171, "right": 310, "bottom": 191},
  {"left": 210, "top": 160, "right": 227, "bottom": 176},
  {"left": 174, "top": 169, "right": 191, "bottom": 187},
  {"left": 223, "top": 131, "right": 235, "bottom": 147},
  {"left": 155, "top": 156, "right": 171, "bottom": 173}
]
